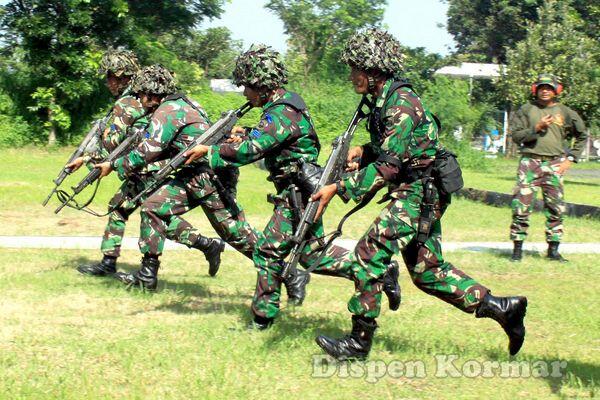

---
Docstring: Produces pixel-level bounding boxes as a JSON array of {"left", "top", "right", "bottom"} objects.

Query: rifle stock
[{"left": 281, "top": 96, "right": 370, "bottom": 279}]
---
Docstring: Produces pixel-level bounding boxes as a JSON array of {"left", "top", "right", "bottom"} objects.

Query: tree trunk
[{"left": 47, "top": 106, "right": 56, "bottom": 146}]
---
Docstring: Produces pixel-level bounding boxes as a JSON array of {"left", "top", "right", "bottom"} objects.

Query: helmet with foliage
[
  {"left": 130, "top": 65, "right": 177, "bottom": 95},
  {"left": 341, "top": 28, "right": 404, "bottom": 76},
  {"left": 98, "top": 48, "right": 139, "bottom": 78},
  {"left": 232, "top": 44, "right": 288, "bottom": 89}
]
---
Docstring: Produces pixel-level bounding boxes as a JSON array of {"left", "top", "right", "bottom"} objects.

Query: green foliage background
[{"left": 0, "top": 0, "right": 597, "bottom": 150}]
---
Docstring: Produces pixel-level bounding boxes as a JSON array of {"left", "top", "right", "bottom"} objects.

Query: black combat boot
[
  {"left": 547, "top": 241, "right": 567, "bottom": 262},
  {"left": 246, "top": 314, "right": 274, "bottom": 331},
  {"left": 77, "top": 255, "right": 117, "bottom": 276},
  {"left": 283, "top": 268, "right": 311, "bottom": 306},
  {"left": 192, "top": 236, "right": 225, "bottom": 276},
  {"left": 510, "top": 241, "right": 523, "bottom": 262},
  {"left": 383, "top": 261, "right": 401, "bottom": 311},
  {"left": 475, "top": 293, "right": 528, "bottom": 355},
  {"left": 114, "top": 255, "right": 160, "bottom": 291},
  {"left": 315, "top": 316, "right": 377, "bottom": 360}
]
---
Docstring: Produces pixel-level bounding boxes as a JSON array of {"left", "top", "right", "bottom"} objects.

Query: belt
[{"left": 523, "top": 154, "right": 562, "bottom": 162}]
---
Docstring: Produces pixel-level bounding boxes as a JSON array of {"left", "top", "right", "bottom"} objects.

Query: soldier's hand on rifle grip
[
  {"left": 66, "top": 156, "right": 85, "bottom": 172},
  {"left": 184, "top": 144, "right": 209, "bottom": 165},
  {"left": 226, "top": 134, "right": 244, "bottom": 144},
  {"left": 346, "top": 146, "right": 363, "bottom": 171},
  {"left": 311, "top": 183, "right": 338, "bottom": 222},
  {"left": 230, "top": 125, "right": 246, "bottom": 135},
  {"left": 94, "top": 161, "right": 113, "bottom": 178}
]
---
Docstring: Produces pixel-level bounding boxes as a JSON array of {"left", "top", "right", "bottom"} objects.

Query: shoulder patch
[
  {"left": 250, "top": 129, "right": 262, "bottom": 139},
  {"left": 266, "top": 114, "right": 273, "bottom": 124}
]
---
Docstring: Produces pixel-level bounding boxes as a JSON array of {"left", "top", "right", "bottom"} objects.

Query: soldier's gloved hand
[
  {"left": 184, "top": 144, "right": 209, "bottom": 165},
  {"left": 311, "top": 183, "right": 338, "bottom": 222},
  {"left": 66, "top": 156, "right": 85, "bottom": 172},
  {"left": 94, "top": 161, "right": 113, "bottom": 178}
]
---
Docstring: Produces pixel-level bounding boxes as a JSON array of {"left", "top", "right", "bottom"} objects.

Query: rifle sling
[{"left": 302, "top": 190, "right": 376, "bottom": 275}]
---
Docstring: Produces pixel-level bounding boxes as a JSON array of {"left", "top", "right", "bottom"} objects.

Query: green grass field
[
  {"left": 0, "top": 250, "right": 598, "bottom": 399},
  {"left": 1, "top": 148, "right": 599, "bottom": 399}
]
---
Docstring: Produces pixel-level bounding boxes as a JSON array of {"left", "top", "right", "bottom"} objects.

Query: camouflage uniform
[
  {"left": 509, "top": 75, "right": 587, "bottom": 244},
  {"left": 205, "top": 44, "right": 350, "bottom": 322},
  {"left": 333, "top": 80, "right": 489, "bottom": 317},
  {"left": 315, "top": 29, "right": 527, "bottom": 360},
  {"left": 78, "top": 49, "right": 147, "bottom": 275},
  {"left": 207, "top": 87, "right": 351, "bottom": 319},
  {"left": 112, "top": 92, "right": 258, "bottom": 259},
  {"left": 88, "top": 95, "right": 150, "bottom": 258}
]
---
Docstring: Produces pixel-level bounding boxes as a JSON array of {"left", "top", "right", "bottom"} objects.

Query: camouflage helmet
[
  {"left": 98, "top": 48, "right": 139, "bottom": 78},
  {"left": 341, "top": 28, "right": 404, "bottom": 76},
  {"left": 232, "top": 44, "right": 288, "bottom": 89},
  {"left": 131, "top": 65, "right": 177, "bottom": 95}
]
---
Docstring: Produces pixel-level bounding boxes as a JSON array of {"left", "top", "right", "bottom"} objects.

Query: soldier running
[{"left": 309, "top": 29, "right": 528, "bottom": 360}]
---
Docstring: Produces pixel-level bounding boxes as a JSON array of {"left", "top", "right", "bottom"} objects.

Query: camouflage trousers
[
  {"left": 101, "top": 178, "right": 148, "bottom": 258},
  {"left": 251, "top": 188, "right": 349, "bottom": 319},
  {"left": 510, "top": 156, "right": 565, "bottom": 242},
  {"left": 139, "top": 170, "right": 259, "bottom": 258},
  {"left": 252, "top": 184, "right": 489, "bottom": 320}
]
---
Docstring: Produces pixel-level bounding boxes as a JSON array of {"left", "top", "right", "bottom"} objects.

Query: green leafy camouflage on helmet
[
  {"left": 341, "top": 28, "right": 404, "bottom": 76},
  {"left": 131, "top": 65, "right": 177, "bottom": 95},
  {"left": 98, "top": 48, "right": 139, "bottom": 78},
  {"left": 232, "top": 44, "right": 288, "bottom": 90}
]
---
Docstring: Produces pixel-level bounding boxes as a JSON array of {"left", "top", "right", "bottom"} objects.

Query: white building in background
[{"left": 434, "top": 62, "right": 509, "bottom": 155}]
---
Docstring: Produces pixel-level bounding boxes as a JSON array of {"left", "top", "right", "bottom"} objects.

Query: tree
[
  {"left": 0, "top": 0, "right": 226, "bottom": 144},
  {"left": 499, "top": 0, "right": 600, "bottom": 127},
  {"left": 401, "top": 46, "right": 444, "bottom": 93},
  {"left": 446, "top": 0, "right": 542, "bottom": 63},
  {"left": 265, "top": 0, "right": 387, "bottom": 79},
  {"left": 161, "top": 27, "right": 243, "bottom": 79},
  {"left": 0, "top": 0, "right": 111, "bottom": 144},
  {"left": 126, "top": 0, "right": 224, "bottom": 36}
]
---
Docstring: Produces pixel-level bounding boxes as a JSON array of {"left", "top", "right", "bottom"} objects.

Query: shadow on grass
[
  {"left": 153, "top": 281, "right": 250, "bottom": 317},
  {"left": 532, "top": 356, "right": 600, "bottom": 396},
  {"left": 482, "top": 349, "right": 599, "bottom": 395},
  {"left": 260, "top": 310, "right": 450, "bottom": 356},
  {"left": 64, "top": 255, "right": 248, "bottom": 308},
  {"left": 495, "top": 249, "right": 547, "bottom": 261}
]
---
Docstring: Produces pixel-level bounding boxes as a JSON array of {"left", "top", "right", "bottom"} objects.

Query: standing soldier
[
  {"left": 509, "top": 73, "right": 587, "bottom": 262},
  {"left": 309, "top": 29, "right": 528, "bottom": 360},
  {"left": 184, "top": 44, "right": 401, "bottom": 329},
  {"left": 94, "top": 65, "right": 262, "bottom": 291}
]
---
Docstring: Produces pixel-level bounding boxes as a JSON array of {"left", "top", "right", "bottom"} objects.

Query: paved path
[{"left": 1, "top": 236, "right": 598, "bottom": 254}]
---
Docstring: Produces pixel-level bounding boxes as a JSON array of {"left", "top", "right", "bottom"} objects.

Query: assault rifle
[
  {"left": 124, "top": 101, "right": 252, "bottom": 206},
  {"left": 281, "top": 96, "right": 370, "bottom": 279},
  {"left": 42, "top": 112, "right": 111, "bottom": 206},
  {"left": 53, "top": 125, "right": 145, "bottom": 214}
]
